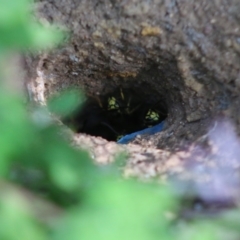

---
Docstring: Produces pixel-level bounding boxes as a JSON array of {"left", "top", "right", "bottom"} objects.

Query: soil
[{"left": 25, "top": 0, "right": 240, "bottom": 208}]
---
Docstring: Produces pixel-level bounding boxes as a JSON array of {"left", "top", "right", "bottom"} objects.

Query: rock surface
[{"left": 26, "top": 0, "right": 240, "bottom": 199}]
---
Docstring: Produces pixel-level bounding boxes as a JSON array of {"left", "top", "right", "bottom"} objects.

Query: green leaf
[
  {"left": 48, "top": 89, "right": 85, "bottom": 118},
  {"left": 0, "top": 190, "right": 47, "bottom": 240},
  {"left": 0, "top": 0, "right": 63, "bottom": 51},
  {"left": 53, "top": 180, "right": 176, "bottom": 240}
]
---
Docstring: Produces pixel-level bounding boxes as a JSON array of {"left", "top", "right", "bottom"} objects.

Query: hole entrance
[{"left": 64, "top": 86, "right": 168, "bottom": 141}]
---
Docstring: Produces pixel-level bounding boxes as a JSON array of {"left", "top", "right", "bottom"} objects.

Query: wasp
[{"left": 63, "top": 88, "right": 167, "bottom": 141}]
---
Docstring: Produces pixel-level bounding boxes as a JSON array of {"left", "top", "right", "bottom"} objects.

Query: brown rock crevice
[{"left": 26, "top": 0, "right": 240, "bottom": 151}]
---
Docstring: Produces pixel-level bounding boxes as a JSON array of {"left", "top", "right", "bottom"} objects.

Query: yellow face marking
[
  {"left": 108, "top": 96, "right": 119, "bottom": 110},
  {"left": 145, "top": 109, "right": 159, "bottom": 122}
]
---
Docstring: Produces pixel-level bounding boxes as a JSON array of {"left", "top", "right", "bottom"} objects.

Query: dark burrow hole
[{"left": 63, "top": 85, "right": 168, "bottom": 142}]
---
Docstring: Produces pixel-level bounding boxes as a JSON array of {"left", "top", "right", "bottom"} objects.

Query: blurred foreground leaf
[
  {"left": 0, "top": 189, "right": 47, "bottom": 240},
  {"left": 48, "top": 89, "right": 85, "bottom": 118},
  {"left": 0, "top": 0, "right": 63, "bottom": 53},
  {"left": 53, "top": 180, "right": 176, "bottom": 240}
]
